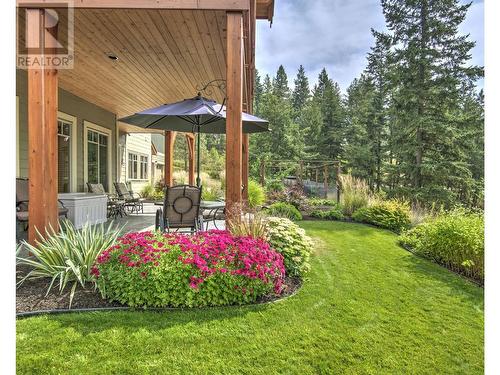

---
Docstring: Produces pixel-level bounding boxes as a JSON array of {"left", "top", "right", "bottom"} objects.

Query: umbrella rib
[{"left": 144, "top": 115, "right": 168, "bottom": 129}]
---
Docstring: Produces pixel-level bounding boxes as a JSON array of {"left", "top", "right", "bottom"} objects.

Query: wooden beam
[
  {"left": 164, "top": 130, "right": 176, "bottom": 187},
  {"left": 17, "top": 0, "right": 250, "bottom": 10},
  {"left": 242, "top": 133, "right": 249, "bottom": 201},
  {"left": 186, "top": 133, "right": 195, "bottom": 186},
  {"left": 27, "top": 9, "right": 59, "bottom": 244},
  {"left": 225, "top": 11, "right": 243, "bottom": 216}
]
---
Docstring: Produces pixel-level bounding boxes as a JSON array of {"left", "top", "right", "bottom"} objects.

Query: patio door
[{"left": 85, "top": 122, "right": 112, "bottom": 192}]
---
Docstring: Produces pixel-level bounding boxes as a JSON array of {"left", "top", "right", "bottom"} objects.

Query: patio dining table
[{"left": 154, "top": 200, "right": 225, "bottom": 230}]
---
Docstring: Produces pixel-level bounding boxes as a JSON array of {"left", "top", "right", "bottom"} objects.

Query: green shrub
[
  {"left": 399, "top": 209, "right": 484, "bottom": 282},
  {"left": 17, "top": 221, "right": 122, "bottom": 307},
  {"left": 93, "top": 231, "right": 285, "bottom": 307},
  {"left": 248, "top": 180, "right": 266, "bottom": 208},
  {"left": 339, "top": 174, "right": 371, "bottom": 216},
  {"left": 265, "top": 202, "right": 302, "bottom": 221},
  {"left": 267, "top": 185, "right": 309, "bottom": 211},
  {"left": 202, "top": 186, "right": 223, "bottom": 201},
  {"left": 352, "top": 200, "right": 411, "bottom": 233},
  {"left": 308, "top": 198, "right": 338, "bottom": 207},
  {"left": 266, "top": 179, "right": 285, "bottom": 193},
  {"left": 310, "top": 205, "right": 344, "bottom": 220},
  {"left": 140, "top": 183, "right": 155, "bottom": 199},
  {"left": 266, "top": 217, "right": 313, "bottom": 278}
]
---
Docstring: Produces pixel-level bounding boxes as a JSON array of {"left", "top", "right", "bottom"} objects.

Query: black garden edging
[{"left": 16, "top": 282, "right": 303, "bottom": 319}]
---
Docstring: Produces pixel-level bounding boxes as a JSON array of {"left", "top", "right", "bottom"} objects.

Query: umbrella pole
[{"left": 196, "top": 131, "right": 201, "bottom": 187}]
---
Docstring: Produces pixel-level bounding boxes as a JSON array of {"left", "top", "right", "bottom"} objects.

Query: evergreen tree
[
  {"left": 380, "top": 0, "right": 483, "bottom": 203},
  {"left": 254, "top": 69, "right": 264, "bottom": 115},
  {"left": 343, "top": 75, "right": 377, "bottom": 186},
  {"left": 312, "top": 68, "right": 345, "bottom": 160},
  {"left": 273, "top": 65, "right": 290, "bottom": 100},
  {"left": 292, "top": 65, "right": 310, "bottom": 115}
]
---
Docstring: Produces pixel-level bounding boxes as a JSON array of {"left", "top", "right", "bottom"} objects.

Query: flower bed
[{"left": 92, "top": 230, "right": 285, "bottom": 308}]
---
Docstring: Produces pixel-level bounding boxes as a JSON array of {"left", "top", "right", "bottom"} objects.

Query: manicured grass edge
[
  {"left": 16, "top": 279, "right": 303, "bottom": 319},
  {"left": 303, "top": 216, "right": 484, "bottom": 287}
]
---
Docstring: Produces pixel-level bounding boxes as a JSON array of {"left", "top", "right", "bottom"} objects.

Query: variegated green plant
[
  {"left": 17, "top": 220, "right": 122, "bottom": 307},
  {"left": 265, "top": 217, "right": 313, "bottom": 278}
]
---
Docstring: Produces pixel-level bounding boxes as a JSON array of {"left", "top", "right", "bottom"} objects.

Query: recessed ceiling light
[{"left": 106, "top": 52, "right": 118, "bottom": 61}]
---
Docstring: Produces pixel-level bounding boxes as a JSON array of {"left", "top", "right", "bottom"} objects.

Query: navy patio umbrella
[{"left": 118, "top": 93, "right": 269, "bottom": 187}]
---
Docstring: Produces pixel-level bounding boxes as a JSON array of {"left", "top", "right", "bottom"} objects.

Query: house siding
[
  {"left": 122, "top": 133, "right": 152, "bottom": 193},
  {"left": 16, "top": 69, "right": 118, "bottom": 192}
]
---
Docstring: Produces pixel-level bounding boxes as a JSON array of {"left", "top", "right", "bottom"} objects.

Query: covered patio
[{"left": 16, "top": 0, "right": 275, "bottom": 243}]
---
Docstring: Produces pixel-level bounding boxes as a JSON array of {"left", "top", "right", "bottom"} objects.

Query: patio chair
[
  {"left": 113, "top": 182, "right": 145, "bottom": 214},
  {"left": 16, "top": 178, "right": 68, "bottom": 231},
  {"left": 87, "top": 182, "right": 126, "bottom": 219},
  {"left": 155, "top": 185, "right": 203, "bottom": 233}
]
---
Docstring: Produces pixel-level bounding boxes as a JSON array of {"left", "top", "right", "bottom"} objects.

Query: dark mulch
[{"left": 16, "top": 266, "right": 301, "bottom": 314}]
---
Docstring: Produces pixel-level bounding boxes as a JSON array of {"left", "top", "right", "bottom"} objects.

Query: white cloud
[{"left": 256, "top": 0, "right": 484, "bottom": 93}]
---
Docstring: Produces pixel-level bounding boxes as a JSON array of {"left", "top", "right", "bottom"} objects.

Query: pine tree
[
  {"left": 273, "top": 65, "right": 290, "bottom": 100},
  {"left": 380, "top": 0, "right": 483, "bottom": 204},
  {"left": 344, "top": 75, "right": 377, "bottom": 186},
  {"left": 312, "top": 68, "right": 345, "bottom": 161},
  {"left": 254, "top": 69, "right": 264, "bottom": 115},
  {"left": 292, "top": 65, "right": 310, "bottom": 115},
  {"left": 364, "top": 30, "right": 392, "bottom": 191}
]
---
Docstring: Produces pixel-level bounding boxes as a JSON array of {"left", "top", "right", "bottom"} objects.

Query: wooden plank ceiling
[{"left": 18, "top": 8, "right": 232, "bottom": 121}]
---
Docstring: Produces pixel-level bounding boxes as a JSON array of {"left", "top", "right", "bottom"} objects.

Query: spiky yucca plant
[{"left": 17, "top": 220, "right": 122, "bottom": 307}]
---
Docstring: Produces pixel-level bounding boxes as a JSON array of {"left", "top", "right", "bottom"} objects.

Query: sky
[{"left": 255, "top": 0, "right": 484, "bottom": 93}]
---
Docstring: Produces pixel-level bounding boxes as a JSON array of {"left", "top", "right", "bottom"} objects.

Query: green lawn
[{"left": 16, "top": 221, "right": 484, "bottom": 374}]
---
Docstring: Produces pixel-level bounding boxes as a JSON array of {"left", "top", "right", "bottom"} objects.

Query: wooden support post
[
  {"left": 323, "top": 165, "right": 329, "bottom": 199},
  {"left": 27, "top": 9, "right": 59, "bottom": 244},
  {"left": 164, "top": 131, "right": 176, "bottom": 187},
  {"left": 335, "top": 161, "right": 341, "bottom": 203},
  {"left": 298, "top": 161, "right": 304, "bottom": 183},
  {"left": 242, "top": 133, "right": 249, "bottom": 201},
  {"left": 259, "top": 159, "right": 265, "bottom": 186},
  {"left": 186, "top": 133, "right": 195, "bottom": 186},
  {"left": 315, "top": 168, "right": 319, "bottom": 183},
  {"left": 225, "top": 11, "right": 244, "bottom": 218}
]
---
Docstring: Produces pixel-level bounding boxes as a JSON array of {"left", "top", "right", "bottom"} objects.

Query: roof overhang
[
  {"left": 17, "top": 0, "right": 251, "bottom": 11},
  {"left": 256, "top": 0, "right": 274, "bottom": 23}
]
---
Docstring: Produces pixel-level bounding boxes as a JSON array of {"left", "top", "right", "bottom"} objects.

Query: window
[
  {"left": 57, "top": 119, "right": 72, "bottom": 193},
  {"left": 140, "top": 155, "right": 148, "bottom": 179},
  {"left": 128, "top": 153, "right": 148, "bottom": 180},
  {"left": 87, "top": 128, "right": 109, "bottom": 191}
]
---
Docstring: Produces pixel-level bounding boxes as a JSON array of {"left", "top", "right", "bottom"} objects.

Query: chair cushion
[{"left": 16, "top": 211, "right": 29, "bottom": 221}]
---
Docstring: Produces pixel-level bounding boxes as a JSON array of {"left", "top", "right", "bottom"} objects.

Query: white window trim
[
  {"left": 83, "top": 120, "right": 113, "bottom": 192},
  {"left": 126, "top": 151, "right": 149, "bottom": 181},
  {"left": 57, "top": 111, "right": 78, "bottom": 192},
  {"left": 16, "top": 96, "right": 20, "bottom": 177}
]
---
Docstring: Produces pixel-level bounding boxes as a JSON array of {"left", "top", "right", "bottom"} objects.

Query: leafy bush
[
  {"left": 266, "top": 179, "right": 285, "bottom": 193},
  {"left": 248, "top": 180, "right": 266, "bottom": 208},
  {"left": 310, "top": 206, "right": 344, "bottom": 221},
  {"left": 93, "top": 230, "right": 285, "bottom": 307},
  {"left": 205, "top": 148, "right": 225, "bottom": 179},
  {"left": 339, "top": 174, "right": 371, "bottom": 216},
  {"left": 399, "top": 209, "right": 484, "bottom": 281},
  {"left": 140, "top": 183, "right": 155, "bottom": 199},
  {"left": 202, "top": 185, "right": 223, "bottom": 201},
  {"left": 308, "top": 198, "right": 338, "bottom": 207},
  {"left": 352, "top": 200, "right": 411, "bottom": 233},
  {"left": 267, "top": 185, "right": 309, "bottom": 211},
  {"left": 265, "top": 202, "right": 302, "bottom": 221},
  {"left": 265, "top": 217, "right": 313, "bottom": 278},
  {"left": 17, "top": 221, "right": 121, "bottom": 307}
]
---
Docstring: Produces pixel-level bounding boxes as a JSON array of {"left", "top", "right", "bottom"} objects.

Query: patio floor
[
  {"left": 114, "top": 203, "right": 225, "bottom": 234},
  {"left": 16, "top": 203, "right": 225, "bottom": 245}
]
